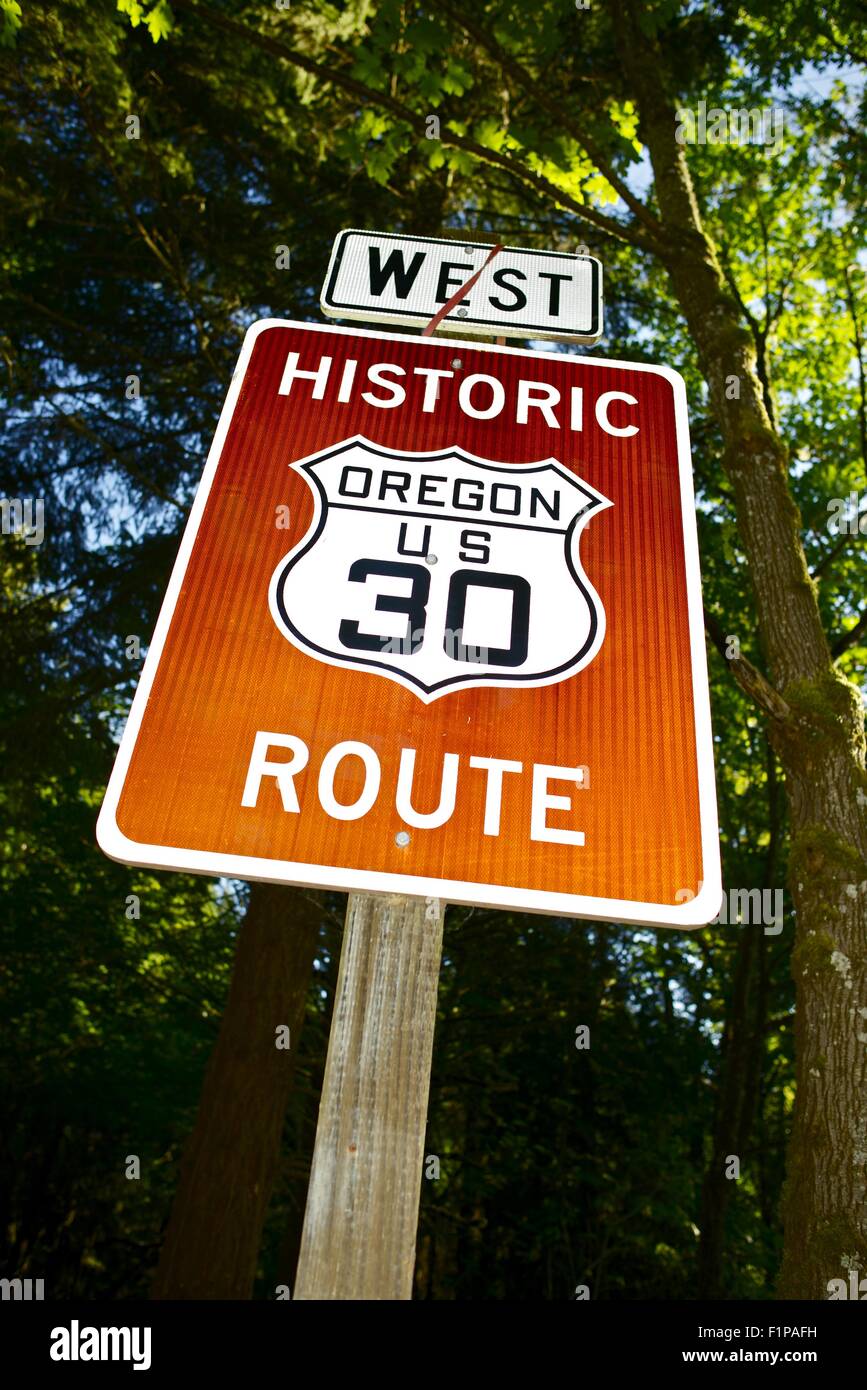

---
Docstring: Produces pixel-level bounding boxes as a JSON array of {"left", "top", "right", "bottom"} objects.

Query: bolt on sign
[
  {"left": 97, "top": 319, "right": 721, "bottom": 927},
  {"left": 321, "top": 230, "right": 603, "bottom": 343}
]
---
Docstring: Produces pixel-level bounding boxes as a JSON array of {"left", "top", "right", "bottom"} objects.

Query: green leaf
[
  {"left": 145, "top": 1, "right": 173, "bottom": 43},
  {"left": 0, "top": 0, "right": 22, "bottom": 47},
  {"left": 116, "top": 0, "right": 173, "bottom": 43}
]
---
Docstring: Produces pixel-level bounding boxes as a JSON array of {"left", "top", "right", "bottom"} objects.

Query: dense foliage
[{"left": 1, "top": 0, "right": 863, "bottom": 1299}]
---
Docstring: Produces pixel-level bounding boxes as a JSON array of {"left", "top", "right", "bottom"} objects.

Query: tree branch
[
  {"left": 831, "top": 609, "right": 867, "bottom": 658},
  {"left": 436, "top": 0, "right": 664, "bottom": 242},
  {"left": 718, "top": 244, "right": 777, "bottom": 429},
  {"left": 811, "top": 508, "right": 867, "bottom": 577},
  {"left": 843, "top": 262, "right": 867, "bottom": 490},
  {"left": 169, "top": 0, "right": 660, "bottom": 254},
  {"left": 704, "top": 607, "right": 790, "bottom": 722}
]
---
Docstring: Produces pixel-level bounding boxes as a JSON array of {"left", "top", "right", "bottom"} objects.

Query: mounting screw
[
  {"left": 451, "top": 358, "right": 463, "bottom": 369},
  {"left": 425, "top": 554, "right": 438, "bottom": 565},
  {"left": 395, "top": 831, "right": 411, "bottom": 848}
]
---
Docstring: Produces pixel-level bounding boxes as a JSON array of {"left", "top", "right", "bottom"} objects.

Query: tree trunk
[
  {"left": 151, "top": 883, "right": 323, "bottom": 1299},
  {"left": 617, "top": 0, "right": 867, "bottom": 1298},
  {"left": 696, "top": 923, "right": 763, "bottom": 1297},
  {"left": 696, "top": 745, "right": 778, "bottom": 1296}
]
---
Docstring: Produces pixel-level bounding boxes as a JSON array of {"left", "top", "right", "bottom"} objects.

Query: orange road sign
[{"left": 97, "top": 319, "right": 721, "bottom": 926}]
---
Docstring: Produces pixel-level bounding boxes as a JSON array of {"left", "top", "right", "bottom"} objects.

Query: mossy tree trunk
[{"left": 617, "top": 0, "right": 867, "bottom": 1298}]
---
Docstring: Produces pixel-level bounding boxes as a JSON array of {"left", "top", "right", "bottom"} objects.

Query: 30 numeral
[{"left": 339, "top": 559, "right": 530, "bottom": 666}]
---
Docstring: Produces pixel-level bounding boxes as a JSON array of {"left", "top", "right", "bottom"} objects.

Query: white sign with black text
[{"left": 321, "top": 230, "right": 603, "bottom": 343}]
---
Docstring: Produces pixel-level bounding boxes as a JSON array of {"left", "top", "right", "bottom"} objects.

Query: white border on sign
[{"left": 96, "top": 318, "right": 722, "bottom": 929}]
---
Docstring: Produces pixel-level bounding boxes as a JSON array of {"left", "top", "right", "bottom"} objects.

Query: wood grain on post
[{"left": 294, "top": 891, "right": 444, "bottom": 1300}]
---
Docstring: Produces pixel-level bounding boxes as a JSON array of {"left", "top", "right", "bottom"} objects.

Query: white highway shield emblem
[{"left": 269, "top": 437, "right": 612, "bottom": 701}]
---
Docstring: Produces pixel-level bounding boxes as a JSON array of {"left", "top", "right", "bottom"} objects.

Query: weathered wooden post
[{"left": 294, "top": 892, "right": 444, "bottom": 1300}]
